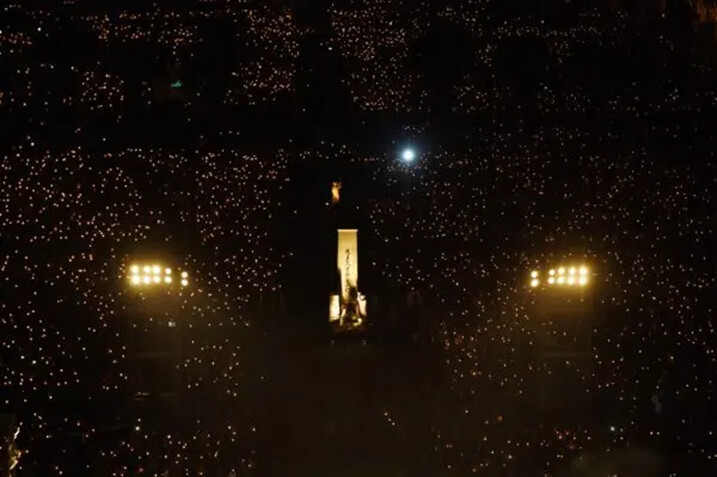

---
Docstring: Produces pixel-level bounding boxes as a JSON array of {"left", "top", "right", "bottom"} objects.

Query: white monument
[{"left": 329, "top": 229, "right": 367, "bottom": 330}]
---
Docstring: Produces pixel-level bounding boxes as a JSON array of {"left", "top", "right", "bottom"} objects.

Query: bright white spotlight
[
  {"left": 152, "top": 265, "right": 160, "bottom": 275},
  {"left": 401, "top": 148, "right": 415, "bottom": 162},
  {"left": 165, "top": 268, "right": 172, "bottom": 275},
  {"left": 569, "top": 267, "right": 576, "bottom": 276},
  {"left": 579, "top": 276, "right": 588, "bottom": 286},
  {"left": 130, "top": 275, "right": 140, "bottom": 285},
  {"left": 557, "top": 276, "right": 565, "bottom": 284},
  {"left": 548, "top": 277, "right": 555, "bottom": 284},
  {"left": 143, "top": 265, "right": 151, "bottom": 273},
  {"left": 530, "top": 270, "right": 539, "bottom": 278},
  {"left": 181, "top": 279, "right": 188, "bottom": 287},
  {"left": 567, "top": 276, "right": 575, "bottom": 285},
  {"left": 142, "top": 276, "right": 151, "bottom": 284},
  {"left": 164, "top": 276, "right": 172, "bottom": 284},
  {"left": 181, "top": 271, "right": 188, "bottom": 278},
  {"left": 152, "top": 276, "right": 161, "bottom": 283},
  {"left": 548, "top": 269, "right": 555, "bottom": 276},
  {"left": 558, "top": 267, "right": 565, "bottom": 275},
  {"left": 530, "top": 279, "right": 540, "bottom": 288},
  {"left": 130, "top": 265, "right": 139, "bottom": 274},
  {"left": 579, "top": 266, "right": 588, "bottom": 276}
]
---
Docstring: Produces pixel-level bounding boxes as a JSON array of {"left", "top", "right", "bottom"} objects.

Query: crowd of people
[
  {"left": 2, "top": 0, "right": 716, "bottom": 474},
  {"left": 360, "top": 131, "right": 714, "bottom": 471},
  {"left": 1, "top": 145, "right": 286, "bottom": 474}
]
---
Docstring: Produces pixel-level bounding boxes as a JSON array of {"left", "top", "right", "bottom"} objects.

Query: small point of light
[
  {"left": 142, "top": 276, "right": 151, "bottom": 284},
  {"left": 547, "top": 277, "right": 555, "bottom": 284},
  {"left": 401, "top": 148, "right": 415, "bottom": 162},
  {"left": 181, "top": 271, "right": 188, "bottom": 278},
  {"left": 181, "top": 279, "right": 188, "bottom": 287},
  {"left": 165, "top": 268, "right": 172, "bottom": 275},
  {"left": 164, "top": 276, "right": 172, "bottom": 284},
  {"left": 558, "top": 267, "right": 565, "bottom": 275},
  {"left": 130, "top": 265, "right": 139, "bottom": 274},
  {"left": 530, "top": 270, "right": 539, "bottom": 278},
  {"left": 548, "top": 269, "right": 555, "bottom": 276},
  {"left": 530, "top": 279, "right": 540, "bottom": 288}
]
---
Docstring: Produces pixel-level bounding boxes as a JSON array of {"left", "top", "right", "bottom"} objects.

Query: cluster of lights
[
  {"left": 529, "top": 265, "right": 590, "bottom": 288},
  {"left": 128, "top": 264, "right": 189, "bottom": 287},
  {"left": 3, "top": 3, "right": 716, "bottom": 474}
]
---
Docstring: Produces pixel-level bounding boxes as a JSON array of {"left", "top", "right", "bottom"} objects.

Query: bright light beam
[{"left": 401, "top": 148, "right": 415, "bottom": 162}]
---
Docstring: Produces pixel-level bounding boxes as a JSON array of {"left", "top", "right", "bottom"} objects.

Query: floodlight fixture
[
  {"left": 126, "top": 262, "right": 189, "bottom": 289},
  {"left": 528, "top": 263, "right": 592, "bottom": 289}
]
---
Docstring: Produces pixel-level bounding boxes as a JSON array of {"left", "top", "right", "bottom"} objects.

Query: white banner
[{"left": 337, "top": 229, "right": 358, "bottom": 302}]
